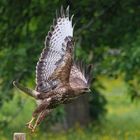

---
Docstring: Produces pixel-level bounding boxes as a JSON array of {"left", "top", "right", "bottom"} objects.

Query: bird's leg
[
  {"left": 33, "top": 98, "right": 51, "bottom": 115},
  {"left": 26, "top": 117, "right": 35, "bottom": 129},
  {"left": 32, "top": 109, "right": 52, "bottom": 132},
  {"left": 27, "top": 98, "right": 51, "bottom": 132},
  {"left": 26, "top": 98, "right": 51, "bottom": 131},
  {"left": 31, "top": 112, "right": 42, "bottom": 132}
]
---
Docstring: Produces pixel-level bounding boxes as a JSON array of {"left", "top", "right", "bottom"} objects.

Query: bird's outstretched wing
[
  {"left": 70, "top": 60, "right": 92, "bottom": 89},
  {"left": 36, "top": 6, "right": 74, "bottom": 93}
]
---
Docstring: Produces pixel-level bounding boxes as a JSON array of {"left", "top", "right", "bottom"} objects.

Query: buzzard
[{"left": 13, "top": 6, "right": 92, "bottom": 132}]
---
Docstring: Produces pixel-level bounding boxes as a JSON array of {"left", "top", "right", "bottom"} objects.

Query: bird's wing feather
[
  {"left": 50, "top": 36, "right": 74, "bottom": 84},
  {"left": 36, "top": 6, "right": 74, "bottom": 93},
  {"left": 70, "top": 60, "right": 92, "bottom": 88}
]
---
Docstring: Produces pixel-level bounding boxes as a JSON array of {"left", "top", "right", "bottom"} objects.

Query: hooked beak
[
  {"left": 84, "top": 88, "right": 91, "bottom": 93},
  {"left": 88, "top": 88, "right": 91, "bottom": 93}
]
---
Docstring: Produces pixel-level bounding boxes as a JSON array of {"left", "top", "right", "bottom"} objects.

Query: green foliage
[{"left": 0, "top": 0, "right": 139, "bottom": 138}]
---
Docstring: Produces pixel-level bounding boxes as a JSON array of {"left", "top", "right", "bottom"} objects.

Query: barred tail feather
[{"left": 13, "top": 81, "right": 39, "bottom": 98}]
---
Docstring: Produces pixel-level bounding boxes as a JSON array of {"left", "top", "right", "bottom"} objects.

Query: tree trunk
[{"left": 63, "top": 94, "right": 91, "bottom": 129}]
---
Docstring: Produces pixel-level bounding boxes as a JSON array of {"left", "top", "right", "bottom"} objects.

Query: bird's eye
[{"left": 83, "top": 87, "right": 91, "bottom": 93}]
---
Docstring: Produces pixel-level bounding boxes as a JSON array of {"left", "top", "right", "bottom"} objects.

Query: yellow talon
[
  {"left": 32, "top": 112, "right": 43, "bottom": 132},
  {"left": 26, "top": 117, "right": 35, "bottom": 130}
]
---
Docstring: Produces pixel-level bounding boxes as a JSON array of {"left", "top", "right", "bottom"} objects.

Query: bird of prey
[{"left": 13, "top": 6, "right": 92, "bottom": 132}]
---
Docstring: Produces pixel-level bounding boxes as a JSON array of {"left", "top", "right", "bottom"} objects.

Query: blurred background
[{"left": 0, "top": 0, "right": 140, "bottom": 139}]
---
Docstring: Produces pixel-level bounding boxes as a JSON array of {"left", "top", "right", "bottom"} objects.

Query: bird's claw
[
  {"left": 26, "top": 117, "right": 35, "bottom": 131},
  {"left": 26, "top": 122, "right": 33, "bottom": 130},
  {"left": 31, "top": 127, "right": 36, "bottom": 133}
]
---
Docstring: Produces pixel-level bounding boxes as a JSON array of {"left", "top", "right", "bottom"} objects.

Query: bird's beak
[
  {"left": 88, "top": 88, "right": 91, "bottom": 92},
  {"left": 85, "top": 88, "right": 91, "bottom": 93}
]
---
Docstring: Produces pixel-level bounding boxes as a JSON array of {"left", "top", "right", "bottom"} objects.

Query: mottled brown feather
[
  {"left": 35, "top": 6, "right": 73, "bottom": 93},
  {"left": 70, "top": 60, "right": 93, "bottom": 89}
]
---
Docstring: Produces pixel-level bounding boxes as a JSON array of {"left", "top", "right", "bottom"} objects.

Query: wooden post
[{"left": 13, "top": 133, "right": 26, "bottom": 140}]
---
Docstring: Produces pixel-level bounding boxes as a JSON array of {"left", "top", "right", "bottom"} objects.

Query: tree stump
[{"left": 13, "top": 133, "right": 26, "bottom": 140}]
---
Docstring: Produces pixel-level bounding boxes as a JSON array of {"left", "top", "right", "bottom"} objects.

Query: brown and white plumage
[
  {"left": 36, "top": 6, "right": 74, "bottom": 93},
  {"left": 70, "top": 60, "right": 92, "bottom": 90},
  {"left": 13, "top": 6, "right": 92, "bottom": 132}
]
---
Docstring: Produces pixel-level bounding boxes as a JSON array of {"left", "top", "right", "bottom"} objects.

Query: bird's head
[
  {"left": 80, "top": 87, "right": 91, "bottom": 93},
  {"left": 72, "top": 86, "right": 91, "bottom": 97},
  {"left": 70, "top": 78, "right": 91, "bottom": 95}
]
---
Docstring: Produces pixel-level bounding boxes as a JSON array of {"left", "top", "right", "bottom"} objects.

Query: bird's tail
[{"left": 13, "top": 81, "right": 39, "bottom": 98}]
